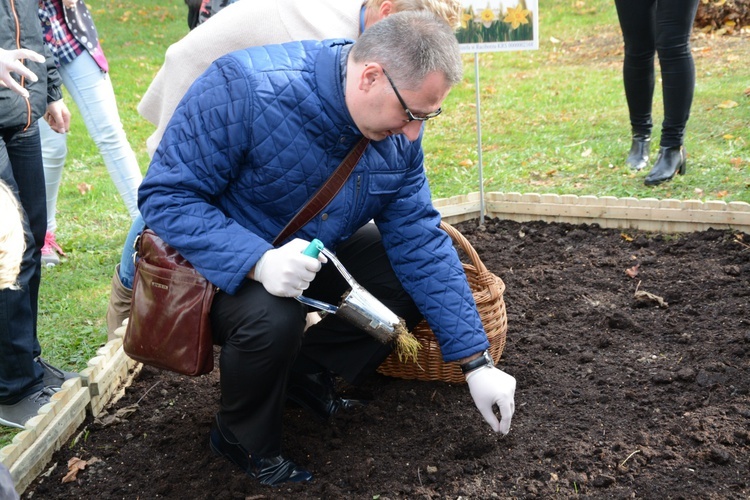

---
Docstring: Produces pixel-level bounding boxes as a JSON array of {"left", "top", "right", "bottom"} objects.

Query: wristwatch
[{"left": 460, "top": 350, "right": 494, "bottom": 374}]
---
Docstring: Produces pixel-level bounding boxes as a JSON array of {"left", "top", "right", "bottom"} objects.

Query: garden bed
[{"left": 20, "top": 215, "right": 750, "bottom": 499}]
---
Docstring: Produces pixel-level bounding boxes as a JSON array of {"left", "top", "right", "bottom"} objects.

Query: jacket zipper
[{"left": 10, "top": 0, "right": 34, "bottom": 131}]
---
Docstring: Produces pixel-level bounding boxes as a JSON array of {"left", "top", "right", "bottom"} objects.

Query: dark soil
[{"left": 23, "top": 218, "right": 750, "bottom": 499}]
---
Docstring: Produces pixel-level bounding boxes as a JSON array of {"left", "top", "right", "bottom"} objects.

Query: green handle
[{"left": 302, "top": 239, "right": 324, "bottom": 258}]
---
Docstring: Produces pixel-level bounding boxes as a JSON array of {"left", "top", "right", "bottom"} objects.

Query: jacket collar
[{"left": 315, "top": 39, "right": 361, "bottom": 138}]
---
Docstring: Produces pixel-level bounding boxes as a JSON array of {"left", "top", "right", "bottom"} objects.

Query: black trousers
[
  {"left": 210, "top": 224, "right": 422, "bottom": 456},
  {"left": 614, "top": 0, "right": 700, "bottom": 147}
]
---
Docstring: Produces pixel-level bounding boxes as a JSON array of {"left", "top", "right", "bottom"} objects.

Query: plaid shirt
[{"left": 39, "top": 0, "right": 84, "bottom": 66}]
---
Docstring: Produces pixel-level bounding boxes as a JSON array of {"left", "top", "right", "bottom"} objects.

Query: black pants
[
  {"left": 614, "top": 0, "right": 700, "bottom": 147},
  {"left": 210, "top": 224, "right": 422, "bottom": 456}
]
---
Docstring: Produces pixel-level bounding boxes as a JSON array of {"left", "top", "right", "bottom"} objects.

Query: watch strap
[{"left": 460, "top": 350, "right": 494, "bottom": 374}]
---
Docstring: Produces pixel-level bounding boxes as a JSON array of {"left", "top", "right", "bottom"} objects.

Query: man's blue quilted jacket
[{"left": 138, "top": 39, "right": 489, "bottom": 362}]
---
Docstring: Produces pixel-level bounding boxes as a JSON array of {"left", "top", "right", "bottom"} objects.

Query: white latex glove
[
  {"left": 0, "top": 47, "right": 45, "bottom": 98},
  {"left": 466, "top": 365, "right": 516, "bottom": 434},
  {"left": 252, "top": 238, "right": 326, "bottom": 298}
]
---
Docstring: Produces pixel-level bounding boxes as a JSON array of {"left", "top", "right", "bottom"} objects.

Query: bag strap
[{"left": 273, "top": 137, "right": 370, "bottom": 245}]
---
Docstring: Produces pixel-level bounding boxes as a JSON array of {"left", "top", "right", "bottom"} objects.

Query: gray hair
[{"left": 350, "top": 11, "right": 463, "bottom": 90}]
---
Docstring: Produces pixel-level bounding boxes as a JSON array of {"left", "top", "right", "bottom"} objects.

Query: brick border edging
[{"left": 435, "top": 192, "right": 750, "bottom": 233}]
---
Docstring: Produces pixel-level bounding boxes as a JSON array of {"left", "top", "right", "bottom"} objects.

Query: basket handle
[{"left": 440, "top": 221, "right": 501, "bottom": 300}]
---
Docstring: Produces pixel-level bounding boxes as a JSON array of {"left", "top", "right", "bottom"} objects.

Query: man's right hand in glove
[
  {"left": 251, "top": 238, "right": 326, "bottom": 297},
  {"left": 466, "top": 365, "right": 516, "bottom": 434},
  {"left": 0, "top": 47, "right": 45, "bottom": 98}
]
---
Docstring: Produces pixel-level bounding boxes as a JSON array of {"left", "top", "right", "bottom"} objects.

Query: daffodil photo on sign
[{"left": 457, "top": 0, "right": 538, "bottom": 52}]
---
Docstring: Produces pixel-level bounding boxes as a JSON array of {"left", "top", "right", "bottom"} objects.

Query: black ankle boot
[
  {"left": 644, "top": 146, "right": 686, "bottom": 186},
  {"left": 625, "top": 134, "right": 651, "bottom": 171},
  {"left": 287, "top": 370, "right": 366, "bottom": 420}
]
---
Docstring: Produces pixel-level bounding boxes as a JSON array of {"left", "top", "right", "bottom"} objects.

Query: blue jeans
[
  {"left": 119, "top": 213, "right": 146, "bottom": 289},
  {"left": 0, "top": 123, "right": 46, "bottom": 403},
  {"left": 39, "top": 51, "right": 142, "bottom": 233}
]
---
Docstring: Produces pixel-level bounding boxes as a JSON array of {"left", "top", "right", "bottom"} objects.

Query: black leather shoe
[
  {"left": 209, "top": 415, "right": 312, "bottom": 486},
  {"left": 286, "top": 370, "right": 366, "bottom": 420},
  {"left": 625, "top": 134, "right": 651, "bottom": 171},
  {"left": 644, "top": 146, "right": 686, "bottom": 186}
]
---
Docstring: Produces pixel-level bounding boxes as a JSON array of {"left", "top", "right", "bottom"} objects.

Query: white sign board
[{"left": 457, "top": 0, "right": 539, "bottom": 53}]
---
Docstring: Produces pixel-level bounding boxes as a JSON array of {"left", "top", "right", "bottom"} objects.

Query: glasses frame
[{"left": 381, "top": 68, "right": 442, "bottom": 122}]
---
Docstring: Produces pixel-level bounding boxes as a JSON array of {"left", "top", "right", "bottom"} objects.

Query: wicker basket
[{"left": 377, "top": 221, "right": 508, "bottom": 384}]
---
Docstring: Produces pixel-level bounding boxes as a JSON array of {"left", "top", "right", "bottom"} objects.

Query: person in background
[
  {"left": 0, "top": 180, "right": 25, "bottom": 291},
  {"left": 138, "top": 11, "right": 515, "bottom": 486},
  {"left": 106, "top": 0, "right": 462, "bottom": 339},
  {"left": 0, "top": 179, "right": 22, "bottom": 500},
  {"left": 614, "top": 0, "right": 700, "bottom": 186},
  {"left": 184, "top": 0, "right": 241, "bottom": 30},
  {"left": 0, "top": 0, "right": 78, "bottom": 431},
  {"left": 37, "top": 0, "right": 143, "bottom": 266},
  {"left": 0, "top": 458, "right": 19, "bottom": 500}
]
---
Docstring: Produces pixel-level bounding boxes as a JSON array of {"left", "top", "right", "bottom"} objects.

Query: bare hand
[
  {"left": 0, "top": 47, "right": 45, "bottom": 98},
  {"left": 45, "top": 100, "right": 72, "bottom": 134}
]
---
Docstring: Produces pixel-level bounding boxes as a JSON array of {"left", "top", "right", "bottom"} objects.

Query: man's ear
[
  {"left": 359, "top": 63, "right": 382, "bottom": 92},
  {"left": 378, "top": 1, "right": 394, "bottom": 19}
]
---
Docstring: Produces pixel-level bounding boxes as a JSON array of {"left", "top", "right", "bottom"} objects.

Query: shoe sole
[{"left": 0, "top": 416, "right": 26, "bottom": 430}]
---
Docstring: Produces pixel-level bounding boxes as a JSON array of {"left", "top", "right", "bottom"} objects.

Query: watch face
[{"left": 483, "top": 351, "right": 493, "bottom": 365}]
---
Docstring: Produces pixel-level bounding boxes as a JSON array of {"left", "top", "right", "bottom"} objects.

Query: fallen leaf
[
  {"left": 716, "top": 100, "right": 738, "bottom": 109},
  {"left": 77, "top": 182, "right": 93, "bottom": 195},
  {"left": 730, "top": 157, "right": 743, "bottom": 168},
  {"left": 620, "top": 233, "right": 634, "bottom": 242},
  {"left": 634, "top": 289, "right": 668, "bottom": 308},
  {"left": 625, "top": 263, "right": 640, "bottom": 278},
  {"left": 458, "top": 159, "right": 473, "bottom": 167},
  {"left": 94, "top": 404, "right": 139, "bottom": 427},
  {"left": 744, "top": 86, "right": 750, "bottom": 97},
  {"left": 62, "top": 457, "right": 87, "bottom": 483},
  {"left": 723, "top": 134, "right": 735, "bottom": 140},
  {"left": 716, "top": 190, "right": 729, "bottom": 198}
]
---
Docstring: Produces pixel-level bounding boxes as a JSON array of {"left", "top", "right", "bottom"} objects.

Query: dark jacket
[
  {"left": 139, "top": 39, "right": 490, "bottom": 362},
  {"left": 0, "top": 0, "right": 63, "bottom": 130}
]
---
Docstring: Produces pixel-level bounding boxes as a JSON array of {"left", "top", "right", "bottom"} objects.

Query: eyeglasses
[{"left": 381, "top": 68, "right": 442, "bottom": 122}]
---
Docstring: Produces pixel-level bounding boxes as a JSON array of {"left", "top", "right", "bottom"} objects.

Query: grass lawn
[{"left": 2, "top": 0, "right": 748, "bottom": 445}]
